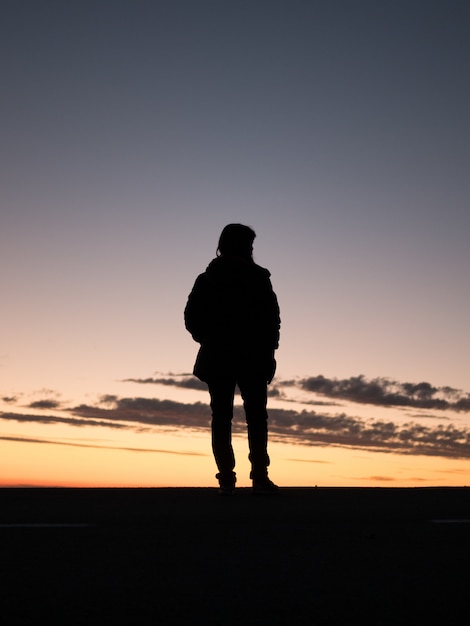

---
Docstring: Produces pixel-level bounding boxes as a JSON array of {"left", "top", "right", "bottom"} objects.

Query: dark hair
[{"left": 217, "top": 224, "right": 256, "bottom": 259}]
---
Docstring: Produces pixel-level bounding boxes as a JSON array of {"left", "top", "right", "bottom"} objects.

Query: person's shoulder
[
  {"left": 254, "top": 263, "right": 270, "bottom": 275},
  {"left": 252, "top": 262, "right": 272, "bottom": 280},
  {"left": 190, "top": 271, "right": 210, "bottom": 291}
]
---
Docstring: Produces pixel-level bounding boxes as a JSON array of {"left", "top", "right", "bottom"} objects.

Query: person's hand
[{"left": 266, "top": 354, "right": 277, "bottom": 384}]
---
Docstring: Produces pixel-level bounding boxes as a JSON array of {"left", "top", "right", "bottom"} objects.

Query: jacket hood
[{"left": 204, "top": 256, "right": 270, "bottom": 288}]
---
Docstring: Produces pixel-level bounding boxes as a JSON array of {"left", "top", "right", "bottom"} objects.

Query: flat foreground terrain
[{"left": 1, "top": 487, "right": 469, "bottom": 625}]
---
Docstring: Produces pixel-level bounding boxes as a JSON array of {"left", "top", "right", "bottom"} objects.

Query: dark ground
[{"left": 1, "top": 487, "right": 469, "bottom": 625}]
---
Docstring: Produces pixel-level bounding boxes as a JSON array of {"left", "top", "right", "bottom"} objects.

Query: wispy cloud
[
  {"left": 0, "top": 434, "right": 206, "bottom": 455},
  {"left": 407, "top": 413, "right": 450, "bottom": 421},
  {"left": 2, "top": 396, "right": 17, "bottom": 404},
  {"left": 287, "top": 458, "right": 332, "bottom": 464},
  {"left": 123, "top": 374, "right": 280, "bottom": 397},
  {"left": 123, "top": 375, "right": 208, "bottom": 391}
]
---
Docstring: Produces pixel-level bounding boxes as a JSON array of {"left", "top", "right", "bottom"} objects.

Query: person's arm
[{"left": 184, "top": 274, "right": 209, "bottom": 344}]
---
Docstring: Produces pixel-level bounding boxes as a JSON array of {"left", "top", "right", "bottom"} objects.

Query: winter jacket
[{"left": 184, "top": 256, "right": 280, "bottom": 382}]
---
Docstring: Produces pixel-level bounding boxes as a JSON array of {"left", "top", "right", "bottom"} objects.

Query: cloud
[
  {"left": 123, "top": 375, "right": 208, "bottom": 391},
  {"left": 124, "top": 374, "right": 280, "bottom": 398},
  {"left": 0, "top": 411, "right": 129, "bottom": 430},
  {"left": 287, "top": 458, "right": 332, "bottom": 464},
  {"left": 283, "top": 375, "right": 470, "bottom": 412},
  {"left": 28, "top": 399, "right": 62, "bottom": 410},
  {"left": 71, "top": 397, "right": 211, "bottom": 430},
  {"left": 0, "top": 434, "right": 206, "bottom": 455},
  {"left": 1, "top": 397, "right": 212, "bottom": 434},
  {"left": 121, "top": 374, "right": 308, "bottom": 405},
  {"left": 265, "top": 408, "right": 470, "bottom": 459},
  {"left": 407, "top": 413, "right": 450, "bottom": 420}
]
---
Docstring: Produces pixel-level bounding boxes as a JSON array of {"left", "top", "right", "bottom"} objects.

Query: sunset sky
[{"left": 2, "top": 0, "right": 470, "bottom": 487}]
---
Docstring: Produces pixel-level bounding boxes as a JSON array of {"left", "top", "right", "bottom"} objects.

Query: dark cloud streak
[
  {"left": 0, "top": 411, "right": 129, "bottom": 430},
  {"left": 291, "top": 375, "right": 470, "bottom": 412},
  {"left": 123, "top": 376, "right": 208, "bottom": 391},
  {"left": 28, "top": 400, "right": 62, "bottom": 410}
]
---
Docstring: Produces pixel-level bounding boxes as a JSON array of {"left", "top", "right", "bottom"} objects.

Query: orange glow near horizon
[
  {"left": 2, "top": 377, "right": 470, "bottom": 489},
  {"left": 2, "top": 433, "right": 470, "bottom": 489}
]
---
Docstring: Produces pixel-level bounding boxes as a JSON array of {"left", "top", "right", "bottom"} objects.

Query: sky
[{"left": 2, "top": 0, "right": 470, "bottom": 487}]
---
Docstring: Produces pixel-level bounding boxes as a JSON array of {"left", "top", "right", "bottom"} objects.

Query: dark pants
[{"left": 207, "top": 376, "right": 270, "bottom": 481}]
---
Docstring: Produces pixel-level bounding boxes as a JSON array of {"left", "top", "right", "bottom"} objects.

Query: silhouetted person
[{"left": 185, "top": 224, "right": 280, "bottom": 494}]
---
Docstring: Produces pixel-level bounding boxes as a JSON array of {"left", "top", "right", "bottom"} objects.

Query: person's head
[{"left": 217, "top": 224, "right": 256, "bottom": 259}]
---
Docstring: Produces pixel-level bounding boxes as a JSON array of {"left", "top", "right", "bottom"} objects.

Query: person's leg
[
  {"left": 237, "top": 376, "right": 270, "bottom": 480},
  {"left": 207, "top": 377, "right": 237, "bottom": 487}
]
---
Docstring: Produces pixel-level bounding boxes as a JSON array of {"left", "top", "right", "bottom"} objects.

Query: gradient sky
[{"left": 2, "top": 1, "right": 470, "bottom": 487}]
